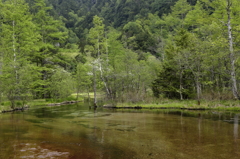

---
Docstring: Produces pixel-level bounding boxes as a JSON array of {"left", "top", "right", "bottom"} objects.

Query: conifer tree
[
  {"left": 0, "top": 0, "right": 38, "bottom": 108},
  {"left": 31, "top": 0, "right": 67, "bottom": 98}
]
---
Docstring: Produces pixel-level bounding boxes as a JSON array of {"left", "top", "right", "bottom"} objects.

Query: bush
[
  {"left": 16, "top": 101, "right": 22, "bottom": 106},
  {"left": 49, "top": 68, "right": 75, "bottom": 99}
]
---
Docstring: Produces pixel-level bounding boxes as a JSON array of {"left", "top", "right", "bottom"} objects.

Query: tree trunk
[
  {"left": 98, "top": 59, "right": 112, "bottom": 100},
  {"left": 179, "top": 69, "right": 183, "bottom": 100},
  {"left": 226, "top": 0, "right": 240, "bottom": 99},
  {"left": 12, "top": 20, "right": 18, "bottom": 82},
  {"left": 93, "top": 64, "right": 97, "bottom": 107},
  {"left": 87, "top": 86, "right": 90, "bottom": 105},
  {"left": 196, "top": 78, "right": 201, "bottom": 105}
]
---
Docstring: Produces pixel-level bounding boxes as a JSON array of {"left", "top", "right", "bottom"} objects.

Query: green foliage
[
  {"left": 40, "top": 0, "right": 179, "bottom": 40},
  {"left": 122, "top": 19, "right": 157, "bottom": 56},
  {"left": 49, "top": 67, "right": 74, "bottom": 99},
  {"left": 75, "top": 63, "right": 91, "bottom": 93},
  {"left": 1, "top": 0, "right": 240, "bottom": 106},
  {"left": 152, "top": 62, "right": 194, "bottom": 99},
  {"left": 0, "top": 0, "right": 39, "bottom": 108},
  {"left": 30, "top": 0, "right": 68, "bottom": 98},
  {"left": 88, "top": 15, "right": 106, "bottom": 58}
]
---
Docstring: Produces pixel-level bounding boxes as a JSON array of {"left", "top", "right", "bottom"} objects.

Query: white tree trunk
[
  {"left": 93, "top": 62, "right": 97, "bottom": 106},
  {"left": 179, "top": 70, "right": 183, "bottom": 100},
  {"left": 226, "top": 0, "right": 240, "bottom": 99},
  {"left": 92, "top": 60, "right": 97, "bottom": 107},
  {"left": 196, "top": 79, "right": 201, "bottom": 105},
  {"left": 98, "top": 59, "right": 112, "bottom": 99},
  {"left": 12, "top": 20, "right": 18, "bottom": 86}
]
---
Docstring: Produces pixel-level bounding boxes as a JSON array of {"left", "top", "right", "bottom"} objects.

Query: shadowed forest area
[{"left": 0, "top": 0, "right": 240, "bottom": 109}]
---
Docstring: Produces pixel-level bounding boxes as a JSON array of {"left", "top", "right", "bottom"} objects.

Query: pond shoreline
[
  {"left": 47, "top": 100, "right": 81, "bottom": 106},
  {"left": 1, "top": 101, "right": 81, "bottom": 113},
  {"left": 103, "top": 103, "right": 240, "bottom": 111},
  {"left": 103, "top": 105, "right": 208, "bottom": 110},
  {"left": 1, "top": 106, "right": 30, "bottom": 113}
]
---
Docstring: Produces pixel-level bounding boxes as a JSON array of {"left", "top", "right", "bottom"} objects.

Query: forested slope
[{"left": 45, "top": 0, "right": 183, "bottom": 50}]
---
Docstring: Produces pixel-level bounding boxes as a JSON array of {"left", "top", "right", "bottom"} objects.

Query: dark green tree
[{"left": 31, "top": 0, "right": 67, "bottom": 98}]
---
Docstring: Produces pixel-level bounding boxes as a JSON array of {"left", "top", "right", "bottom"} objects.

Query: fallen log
[
  {"left": 103, "top": 106, "right": 142, "bottom": 109},
  {"left": 2, "top": 106, "right": 29, "bottom": 113},
  {"left": 47, "top": 101, "right": 81, "bottom": 106}
]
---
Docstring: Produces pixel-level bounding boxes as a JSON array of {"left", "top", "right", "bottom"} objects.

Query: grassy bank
[
  {"left": 0, "top": 94, "right": 85, "bottom": 112},
  {"left": 0, "top": 92, "right": 107, "bottom": 112},
  {"left": 112, "top": 99, "right": 240, "bottom": 111},
  {"left": 2, "top": 92, "right": 240, "bottom": 112}
]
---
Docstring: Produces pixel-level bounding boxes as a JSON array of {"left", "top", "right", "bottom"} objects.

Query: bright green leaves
[
  {"left": 0, "top": 0, "right": 73, "bottom": 103},
  {"left": 49, "top": 67, "right": 74, "bottom": 99},
  {"left": 75, "top": 63, "right": 91, "bottom": 99},
  {"left": 88, "top": 15, "right": 106, "bottom": 58},
  {"left": 33, "top": 0, "right": 67, "bottom": 51},
  {"left": 184, "top": 1, "right": 210, "bottom": 32},
  {"left": 171, "top": 0, "right": 192, "bottom": 19},
  {"left": 152, "top": 0, "right": 240, "bottom": 100},
  {"left": 0, "top": 0, "right": 39, "bottom": 107},
  {"left": 0, "top": 0, "right": 38, "bottom": 59},
  {"left": 162, "top": 0, "right": 192, "bottom": 31}
]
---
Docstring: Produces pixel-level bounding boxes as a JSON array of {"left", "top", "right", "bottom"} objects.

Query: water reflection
[
  {"left": 198, "top": 113, "right": 202, "bottom": 142},
  {"left": 234, "top": 115, "right": 239, "bottom": 141},
  {"left": 1, "top": 106, "right": 240, "bottom": 158},
  {"left": 19, "top": 143, "right": 70, "bottom": 159}
]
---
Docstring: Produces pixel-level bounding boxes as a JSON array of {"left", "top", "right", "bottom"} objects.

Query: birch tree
[
  {"left": 211, "top": 0, "right": 240, "bottom": 99},
  {"left": 226, "top": 0, "right": 239, "bottom": 99},
  {"left": 88, "top": 15, "right": 112, "bottom": 103},
  {"left": 0, "top": 0, "right": 38, "bottom": 108}
]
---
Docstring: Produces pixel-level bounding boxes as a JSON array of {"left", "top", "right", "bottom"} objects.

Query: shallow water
[{"left": 0, "top": 104, "right": 240, "bottom": 159}]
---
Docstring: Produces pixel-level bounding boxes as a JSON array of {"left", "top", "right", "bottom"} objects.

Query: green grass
[
  {"left": 72, "top": 92, "right": 105, "bottom": 99},
  {"left": 0, "top": 94, "right": 85, "bottom": 112},
  {"left": 72, "top": 92, "right": 94, "bottom": 98},
  {"left": 0, "top": 92, "right": 104, "bottom": 112},
  {"left": 113, "top": 99, "right": 240, "bottom": 111},
  {"left": 2, "top": 92, "right": 240, "bottom": 112}
]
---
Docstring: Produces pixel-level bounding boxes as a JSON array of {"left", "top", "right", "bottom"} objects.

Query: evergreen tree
[
  {"left": 31, "top": 0, "right": 67, "bottom": 98},
  {"left": 0, "top": 0, "right": 38, "bottom": 108}
]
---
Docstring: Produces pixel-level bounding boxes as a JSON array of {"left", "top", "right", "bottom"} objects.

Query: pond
[{"left": 0, "top": 104, "right": 240, "bottom": 159}]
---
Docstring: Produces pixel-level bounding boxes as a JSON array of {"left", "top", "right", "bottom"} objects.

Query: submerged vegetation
[{"left": 1, "top": 0, "right": 240, "bottom": 110}]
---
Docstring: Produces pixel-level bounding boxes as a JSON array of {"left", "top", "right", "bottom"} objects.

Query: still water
[{"left": 0, "top": 104, "right": 240, "bottom": 159}]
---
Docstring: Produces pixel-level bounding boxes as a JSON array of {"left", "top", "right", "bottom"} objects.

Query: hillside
[{"left": 47, "top": 0, "right": 179, "bottom": 27}]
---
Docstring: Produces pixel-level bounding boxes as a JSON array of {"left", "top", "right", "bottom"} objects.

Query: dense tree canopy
[{"left": 1, "top": 0, "right": 240, "bottom": 107}]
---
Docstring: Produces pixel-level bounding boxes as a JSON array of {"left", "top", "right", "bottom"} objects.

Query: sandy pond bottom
[{"left": 0, "top": 105, "right": 240, "bottom": 159}]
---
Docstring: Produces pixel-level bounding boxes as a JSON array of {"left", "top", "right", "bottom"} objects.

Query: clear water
[{"left": 0, "top": 104, "right": 240, "bottom": 159}]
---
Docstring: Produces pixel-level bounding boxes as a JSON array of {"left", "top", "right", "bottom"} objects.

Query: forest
[{"left": 0, "top": 0, "right": 240, "bottom": 108}]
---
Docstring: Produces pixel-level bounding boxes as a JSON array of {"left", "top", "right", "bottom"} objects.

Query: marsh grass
[
  {"left": 114, "top": 99, "right": 240, "bottom": 111},
  {"left": 0, "top": 94, "right": 85, "bottom": 112},
  {"left": 2, "top": 92, "right": 240, "bottom": 112}
]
